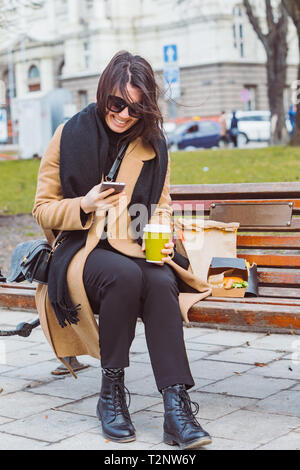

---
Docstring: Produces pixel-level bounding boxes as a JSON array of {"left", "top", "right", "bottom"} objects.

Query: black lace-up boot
[
  {"left": 162, "top": 384, "right": 212, "bottom": 449},
  {"left": 96, "top": 368, "right": 136, "bottom": 442}
]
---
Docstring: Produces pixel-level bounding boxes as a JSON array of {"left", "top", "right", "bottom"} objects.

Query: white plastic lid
[{"left": 143, "top": 224, "right": 171, "bottom": 233}]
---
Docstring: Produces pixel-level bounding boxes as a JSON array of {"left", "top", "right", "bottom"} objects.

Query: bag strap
[{"left": 105, "top": 143, "right": 128, "bottom": 182}]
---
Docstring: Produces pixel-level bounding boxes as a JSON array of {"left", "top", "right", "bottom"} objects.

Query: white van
[{"left": 226, "top": 110, "right": 292, "bottom": 145}]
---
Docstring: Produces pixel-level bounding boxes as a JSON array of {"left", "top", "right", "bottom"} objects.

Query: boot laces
[
  {"left": 112, "top": 382, "right": 131, "bottom": 422},
  {"left": 178, "top": 389, "right": 200, "bottom": 428}
]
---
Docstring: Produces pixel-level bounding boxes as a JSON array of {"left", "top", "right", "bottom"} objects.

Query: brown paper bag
[{"left": 174, "top": 218, "right": 240, "bottom": 281}]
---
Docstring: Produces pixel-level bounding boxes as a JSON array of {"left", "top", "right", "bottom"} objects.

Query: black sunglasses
[{"left": 107, "top": 94, "right": 143, "bottom": 119}]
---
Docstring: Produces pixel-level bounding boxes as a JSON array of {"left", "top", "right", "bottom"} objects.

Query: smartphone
[{"left": 99, "top": 181, "right": 126, "bottom": 194}]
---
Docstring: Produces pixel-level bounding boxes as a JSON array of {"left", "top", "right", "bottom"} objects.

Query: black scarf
[{"left": 47, "top": 103, "right": 168, "bottom": 328}]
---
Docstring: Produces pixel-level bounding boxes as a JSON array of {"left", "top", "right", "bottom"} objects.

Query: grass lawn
[
  {"left": 0, "top": 146, "right": 300, "bottom": 215},
  {"left": 170, "top": 146, "right": 300, "bottom": 184}
]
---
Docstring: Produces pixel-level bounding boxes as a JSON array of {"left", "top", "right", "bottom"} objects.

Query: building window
[
  {"left": 233, "top": 5, "right": 245, "bottom": 58},
  {"left": 78, "top": 90, "right": 88, "bottom": 110},
  {"left": 83, "top": 41, "right": 90, "bottom": 70},
  {"left": 28, "top": 65, "right": 40, "bottom": 79},
  {"left": 28, "top": 65, "right": 41, "bottom": 92},
  {"left": 104, "top": 0, "right": 112, "bottom": 20}
]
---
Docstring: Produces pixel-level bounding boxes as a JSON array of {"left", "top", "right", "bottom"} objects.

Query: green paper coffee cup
[{"left": 143, "top": 224, "right": 171, "bottom": 264}]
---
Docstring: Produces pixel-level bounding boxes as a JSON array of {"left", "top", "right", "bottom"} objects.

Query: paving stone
[
  {"left": 204, "top": 409, "right": 300, "bottom": 444},
  {"left": 0, "top": 409, "right": 98, "bottom": 443},
  {"left": 125, "top": 410, "right": 164, "bottom": 445},
  {"left": 183, "top": 326, "right": 216, "bottom": 340},
  {"left": 249, "top": 334, "right": 299, "bottom": 352},
  {"left": 0, "top": 416, "right": 13, "bottom": 425},
  {"left": 2, "top": 360, "right": 63, "bottom": 381},
  {"left": 256, "top": 432, "right": 300, "bottom": 450},
  {"left": 0, "top": 391, "right": 69, "bottom": 419},
  {"left": 207, "top": 346, "right": 285, "bottom": 365},
  {"left": 247, "top": 390, "right": 300, "bottom": 417},
  {"left": 186, "top": 349, "right": 211, "bottom": 362},
  {"left": 203, "top": 436, "right": 257, "bottom": 450},
  {"left": 248, "top": 358, "right": 300, "bottom": 380},
  {"left": 27, "top": 373, "right": 100, "bottom": 400},
  {"left": 0, "top": 431, "right": 48, "bottom": 449},
  {"left": 185, "top": 341, "right": 226, "bottom": 353},
  {"left": 126, "top": 375, "right": 161, "bottom": 397},
  {"left": 0, "top": 364, "right": 15, "bottom": 374},
  {"left": 190, "top": 359, "right": 252, "bottom": 381},
  {"left": 44, "top": 431, "right": 154, "bottom": 450},
  {"left": 130, "top": 337, "right": 148, "bottom": 354},
  {"left": 59, "top": 393, "right": 161, "bottom": 417},
  {"left": 0, "top": 310, "right": 38, "bottom": 326},
  {"left": 125, "top": 361, "right": 153, "bottom": 383},
  {"left": 187, "top": 331, "right": 264, "bottom": 347},
  {"left": 1, "top": 346, "right": 55, "bottom": 368},
  {"left": 0, "top": 376, "right": 32, "bottom": 394},
  {"left": 191, "top": 391, "right": 258, "bottom": 420},
  {"left": 202, "top": 374, "right": 296, "bottom": 399},
  {"left": 0, "top": 338, "right": 38, "bottom": 354}
]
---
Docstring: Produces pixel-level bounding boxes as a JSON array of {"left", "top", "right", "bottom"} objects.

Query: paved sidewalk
[{"left": 0, "top": 308, "right": 300, "bottom": 451}]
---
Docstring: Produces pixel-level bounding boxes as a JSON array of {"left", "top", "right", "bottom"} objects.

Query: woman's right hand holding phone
[{"left": 80, "top": 184, "right": 125, "bottom": 214}]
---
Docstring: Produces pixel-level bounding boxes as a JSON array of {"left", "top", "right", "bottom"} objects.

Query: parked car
[
  {"left": 226, "top": 110, "right": 292, "bottom": 145},
  {"left": 167, "top": 120, "right": 222, "bottom": 150}
]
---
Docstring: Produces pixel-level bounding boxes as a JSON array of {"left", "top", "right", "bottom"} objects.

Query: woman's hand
[
  {"left": 161, "top": 241, "right": 175, "bottom": 262},
  {"left": 141, "top": 240, "right": 174, "bottom": 264},
  {"left": 80, "top": 184, "right": 125, "bottom": 214}
]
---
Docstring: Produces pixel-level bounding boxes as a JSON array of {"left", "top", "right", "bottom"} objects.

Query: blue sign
[
  {"left": 0, "top": 108, "right": 8, "bottom": 142},
  {"left": 164, "top": 68, "right": 180, "bottom": 85},
  {"left": 163, "top": 44, "right": 178, "bottom": 65}
]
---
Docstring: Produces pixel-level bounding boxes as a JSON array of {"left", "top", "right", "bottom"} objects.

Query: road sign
[
  {"left": 163, "top": 44, "right": 178, "bottom": 65},
  {"left": 163, "top": 44, "right": 180, "bottom": 100},
  {"left": 0, "top": 108, "right": 8, "bottom": 142},
  {"left": 240, "top": 88, "right": 251, "bottom": 102}
]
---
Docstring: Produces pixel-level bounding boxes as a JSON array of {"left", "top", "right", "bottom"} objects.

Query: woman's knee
[{"left": 143, "top": 264, "right": 179, "bottom": 294}]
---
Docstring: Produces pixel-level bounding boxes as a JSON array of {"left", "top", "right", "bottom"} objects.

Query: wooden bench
[
  {"left": 171, "top": 181, "right": 300, "bottom": 333},
  {"left": 1, "top": 181, "right": 300, "bottom": 336}
]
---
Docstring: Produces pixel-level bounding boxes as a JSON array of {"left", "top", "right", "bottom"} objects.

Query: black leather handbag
[{"left": 7, "top": 239, "right": 52, "bottom": 284}]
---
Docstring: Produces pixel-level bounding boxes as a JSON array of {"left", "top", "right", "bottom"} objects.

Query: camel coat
[{"left": 32, "top": 124, "right": 211, "bottom": 377}]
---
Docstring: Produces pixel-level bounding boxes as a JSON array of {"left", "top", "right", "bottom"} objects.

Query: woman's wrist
[{"left": 80, "top": 197, "right": 91, "bottom": 214}]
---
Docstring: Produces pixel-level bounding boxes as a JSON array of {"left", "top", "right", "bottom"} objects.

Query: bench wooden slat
[
  {"left": 206, "top": 295, "right": 300, "bottom": 307},
  {"left": 170, "top": 182, "right": 300, "bottom": 199},
  {"left": 188, "top": 299, "right": 300, "bottom": 331},
  {"left": 237, "top": 235, "right": 300, "bottom": 249},
  {"left": 171, "top": 199, "right": 300, "bottom": 213},
  {"left": 257, "top": 270, "right": 300, "bottom": 286},
  {"left": 258, "top": 286, "right": 300, "bottom": 298},
  {"left": 238, "top": 253, "right": 300, "bottom": 267}
]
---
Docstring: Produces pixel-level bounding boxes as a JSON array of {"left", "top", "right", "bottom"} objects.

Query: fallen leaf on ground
[{"left": 254, "top": 362, "right": 267, "bottom": 367}]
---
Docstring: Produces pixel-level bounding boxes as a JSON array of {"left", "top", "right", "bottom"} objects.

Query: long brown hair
[{"left": 96, "top": 51, "right": 164, "bottom": 149}]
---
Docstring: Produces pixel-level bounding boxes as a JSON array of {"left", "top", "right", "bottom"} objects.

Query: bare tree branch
[
  {"left": 243, "top": 0, "right": 268, "bottom": 47},
  {"left": 265, "top": 0, "right": 275, "bottom": 33}
]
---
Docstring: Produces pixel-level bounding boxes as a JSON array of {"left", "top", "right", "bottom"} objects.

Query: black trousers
[{"left": 83, "top": 244, "right": 194, "bottom": 391}]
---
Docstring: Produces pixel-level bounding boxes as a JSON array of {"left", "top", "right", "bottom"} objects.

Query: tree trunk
[
  {"left": 243, "top": 0, "right": 289, "bottom": 146},
  {"left": 282, "top": 0, "right": 300, "bottom": 145},
  {"left": 290, "top": 34, "right": 300, "bottom": 145},
  {"left": 266, "top": 37, "right": 289, "bottom": 145}
]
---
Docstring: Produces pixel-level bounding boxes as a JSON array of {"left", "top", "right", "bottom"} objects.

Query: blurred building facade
[{"left": 0, "top": 0, "right": 298, "bottom": 123}]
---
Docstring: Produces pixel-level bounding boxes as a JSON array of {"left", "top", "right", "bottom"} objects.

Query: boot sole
[
  {"left": 164, "top": 431, "right": 212, "bottom": 450},
  {"left": 96, "top": 407, "right": 136, "bottom": 443}
]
